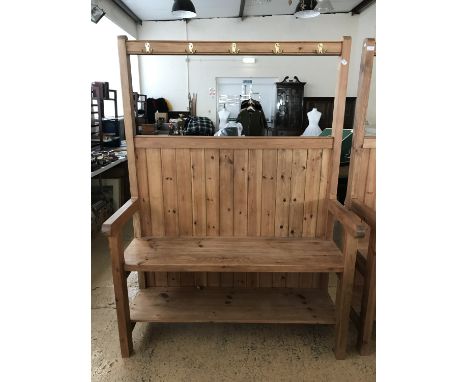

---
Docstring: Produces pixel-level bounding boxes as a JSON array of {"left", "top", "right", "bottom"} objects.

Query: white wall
[
  {"left": 137, "top": 10, "right": 376, "bottom": 123},
  {"left": 90, "top": 16, "right": 140, "bottom": 117}
]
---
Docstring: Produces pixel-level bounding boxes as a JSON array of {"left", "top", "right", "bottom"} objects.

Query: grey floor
[{"left": 91, "top": 223, "right": 376, "bottom": 381}]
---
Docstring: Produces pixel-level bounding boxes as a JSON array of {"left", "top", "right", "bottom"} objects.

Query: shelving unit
[
  {"left": 133, "top": 92, "right": 147, "bottom": 125},
  {"left": 91, "top": 88, "right": 119, "bottom": 148}
]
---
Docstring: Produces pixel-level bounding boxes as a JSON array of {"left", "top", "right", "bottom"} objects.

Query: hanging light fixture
[
  {"left": 314, "top": 0, "right": 334, "bottom": 13},
  {"left": 172, "top": 0, "right": 197, "bottom": 19},
  {"left": 295, "top": 0, "right": 319, "bottom": 18}
]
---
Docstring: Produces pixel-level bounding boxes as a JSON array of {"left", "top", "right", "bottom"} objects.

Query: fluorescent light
[{"left": 242, "top": 57, "right": 256, "bottom": 64}]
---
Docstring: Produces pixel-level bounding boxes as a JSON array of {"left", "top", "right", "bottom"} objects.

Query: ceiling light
[
  {"left": 172, "top": 0, "right": 197, "bottom": 19},
  {"left": 242, "top": 57, "right": 256, "bottom": 64},
  {"left": 314, "top": 0, "right": 334, "bottom": 13},
  {"left": 295, "top": 0, "right": 319, "bottom": 18},
  {"left": 91, "top": 5, "right": 106, "bottom": 24}
]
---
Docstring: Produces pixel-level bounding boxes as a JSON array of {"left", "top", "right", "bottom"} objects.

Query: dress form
[
  {"left": 302, "top": 108, "right": 322, "bottom": 136},
  {"left": 218, "top": 106, "right": 230, "bottom": 129}
]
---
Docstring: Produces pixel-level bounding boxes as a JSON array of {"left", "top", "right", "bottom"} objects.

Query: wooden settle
[
  {"left": 103, "top": 36, "right": 364, "bottom": 359},
  {"left": 345, "top": 38, "right": 377, "bottom": 356}
]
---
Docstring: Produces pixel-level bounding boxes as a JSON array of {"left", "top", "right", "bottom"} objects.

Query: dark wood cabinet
[{"left": 274, "top": 76, "right": 306, "bottom": 136}]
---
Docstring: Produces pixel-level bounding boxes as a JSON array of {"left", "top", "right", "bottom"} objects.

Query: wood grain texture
[
  {"left": 126, "top": 40, "right": 344, "bottom": 57},
  {"left": 135, "top": 149, "right": 152, "bottom": 236},
  {"left": 130, "top": 287, "right": 336, "bottom": 324},
  {"left": 118, "top": 35, "right": 141, "bottom": 237},
  {"left": 234, "top": 150, "right": 249, "bottom": 236},
  {"left": 302, "top": 149, "right": 323, "bottom": 237},
  {"left": 247, "top": 149, "right": 263, "bottom": 237},
  {"left": 175, "top": 149, "right": 193, "bottom": 236},
  {"left": 161, "top": 149, "right": 179, "bottom": 236},
  {"left": 205, "top": 149, "right": 220, "bottom": 236},
  {"left": 316, "top": 149, "right": 331, "bottom": 238},
  {"left": 146, "top": 149, "right": 165, "bottom": 237},
  {"left": 124, "top": 237, "right": 345, "bottom": 273},
  {"left": 261, "top": 150, "right": 278, "bottom": 236},
  {"left": 274, "top": 149, "right": 293, "bottom": 237},
  {"left": 134, "top": 136, "right": 334, "bottom": 149}
]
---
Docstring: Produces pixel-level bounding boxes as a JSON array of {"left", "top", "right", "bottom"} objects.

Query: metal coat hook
[
  {"left": 315, "top": 43, "right": 327, "bottom": 54},
  {"left": 272, "top": 43, "right": 284, "bottom": 54},
  {"left": 186, "top": 42, "right": 197, "bottom": 54},
  {"left": 143, "top": 42, "right": 153, "bottom": 54},
  {"left": 229, "top": 42, "right": 240, "bottom": 54}
]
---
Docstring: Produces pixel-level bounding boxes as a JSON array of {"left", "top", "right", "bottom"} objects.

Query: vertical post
[
  {"left": 118, "top": 35, "right": 141, "bottom": 238},
  {"left": 118, "top": 36, "right": 146, "bottom": 289},
  {"left": 109, "top": 232, "right": 133, "bottom": 357},
  {"left": 358, "top": 227, "right": 376, "bottom": 355},
  {"left": 334, "top": 232, "right": 358, "bottom": 360},
  {"left": 345, "top": 38, "right": 376, "bottom": 206},
  {"left": 328, "top": 36, "right": 352, "bottom": 201}
]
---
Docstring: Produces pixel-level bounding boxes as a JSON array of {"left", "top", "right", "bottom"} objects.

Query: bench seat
[{"left": 124, "top": 236, "right": 345, "bottom": 273}]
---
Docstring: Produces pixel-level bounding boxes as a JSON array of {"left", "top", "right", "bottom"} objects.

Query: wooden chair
[
  {"left": 102, "top": 36, "right": 366, "bottom": 360},
  {"left": 345, "top": 38, "right": 376, "bottom": 355}
]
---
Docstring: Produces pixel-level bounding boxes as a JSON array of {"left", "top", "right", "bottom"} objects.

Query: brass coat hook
[
  {"left": 272, "top": 43, "right": 284, "bottom": 54},
  {"left": 229, "top": 42, "right": 240, "bottom": 54},
  {"left": 143, "top": 42, "right": 153, "bottom": 54},
  {"left": 185, "top": 42, "right": 197, "bottom": 54}
]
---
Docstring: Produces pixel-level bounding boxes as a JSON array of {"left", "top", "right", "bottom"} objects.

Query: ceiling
[{"left": 120, "top": 0, "right": 367, "bottom": 22}]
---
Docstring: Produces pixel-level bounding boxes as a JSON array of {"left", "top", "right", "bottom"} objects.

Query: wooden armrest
[
  {"left": 350, "top": 200, "right": 376, "bottom": 230},
  {"left": 328, "top": 199, "right": 366, "bottom": 238},
  {"left": 102, "top": 198, "right": 139, "bottom": 237}
]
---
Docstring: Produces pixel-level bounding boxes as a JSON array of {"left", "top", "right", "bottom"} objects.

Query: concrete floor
[{"left": 92, "top": 223, "right": 376, "bottom": 381}]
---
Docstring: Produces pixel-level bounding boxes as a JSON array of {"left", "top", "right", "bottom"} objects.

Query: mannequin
[
  {"left": 218, "top": 105, "right": 230, "bottom": 130},
  {"left": 302, "top": 108, "right": 322, "bottom": 136}
]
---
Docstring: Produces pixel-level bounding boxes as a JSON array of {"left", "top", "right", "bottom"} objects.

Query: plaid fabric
[{"left": 183, "top": 116, "right": 215, "bottom": 136}]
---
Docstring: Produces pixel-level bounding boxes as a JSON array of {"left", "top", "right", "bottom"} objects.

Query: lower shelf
[{"left": 130, "top": 287, "right": 336, "bottom": 324}]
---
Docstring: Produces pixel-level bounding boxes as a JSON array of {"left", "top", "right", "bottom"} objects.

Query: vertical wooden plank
[
  {"left": 135, "top": 149, "right": 152, "bottom": 236},
  {"left": 146, "top": 149, "right": 167, "bottom": 287},
  {"left": 219, "top": 149, "right": 234, "bottom": 288},
  {"left": 161, "top": 149, "right": 179, "bottom": 236},
  {"left": 177, "top": 149, "right": 194, "bottom": 286},
  {"left": 303, "top": 149, "right": 323, "bottom": 237},
  {"left": 161, "top": 148, "right": 180, "bottom": 287},
  {"left": 205, "top": 149, "right": 220, "bottom": 287},
  {"left": 353, "top": 149, "right": 370, "bottom": 202},
  {"left": 234, "top": 150, "right": 248, "bottom": 288},
  {"left": 234, "top": 150, "right": 249, "bottom": 236},
  {"left": 260, "top": 149, "right": 278, "bottom": 287},
  {"left": 316, "top": 149, "right": 331, "bottom": 238},
  {"left": 287, "top": 149, "right": 308, "bottom": 288},
  {"left": 219, "top": 149, "right": 234, "bottom": 236},
  {"left": 328, "top": 36, "right": 352, "bottom": 200},
  {"left": 146, "top": 149, "right": 165, "bottom": 236},
  {"left": 154, "top": 272, "right": 168, "bottom": 287},
  {"left": 247, "top": 149, "right": 262, "bottom": 288},
  {"left": 191, "top": 149, "right": 207, "bottom": 235},
  {"left": 288, "top": 149, "right": 308, "bottom": 237},
  {"left": 334, "top": 233, "right": 358, "bottom": 360},
  {"left": 261, "top": 149, "right": 278, "bottom": 236},
  {"left": 273, "top": 149, "right": 292, "bottom": 287},
  {"left": 205, "top": 149, "right": 220, "bottom": 236},
  {"left": 274, "top": 149, "right": 293, "bottom": 238},
  {"left": 247, "top": 149, "right": 263, "bottom": 237},
  {"left": 191, "top": 149, "right": 207, "bottom": 287},
  {"left": 364, "top": 148, "right": 376, "bottom": 209},
  {"left": 117, "top": 35, "right": 141, "bottom": 237},
  {"left": 176, "top": 149, "right": 193, "bottom": 236},
  {"left": 108, "top": 232, "right": 133, "bottom": 357}
]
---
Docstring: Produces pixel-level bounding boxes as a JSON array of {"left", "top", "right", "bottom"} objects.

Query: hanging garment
[
  {"left": 146, "top": 98, "right": 169, "bottom": 123},
  {"left": 236, "top": 109, "right": 267, "bottom": 136}
]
